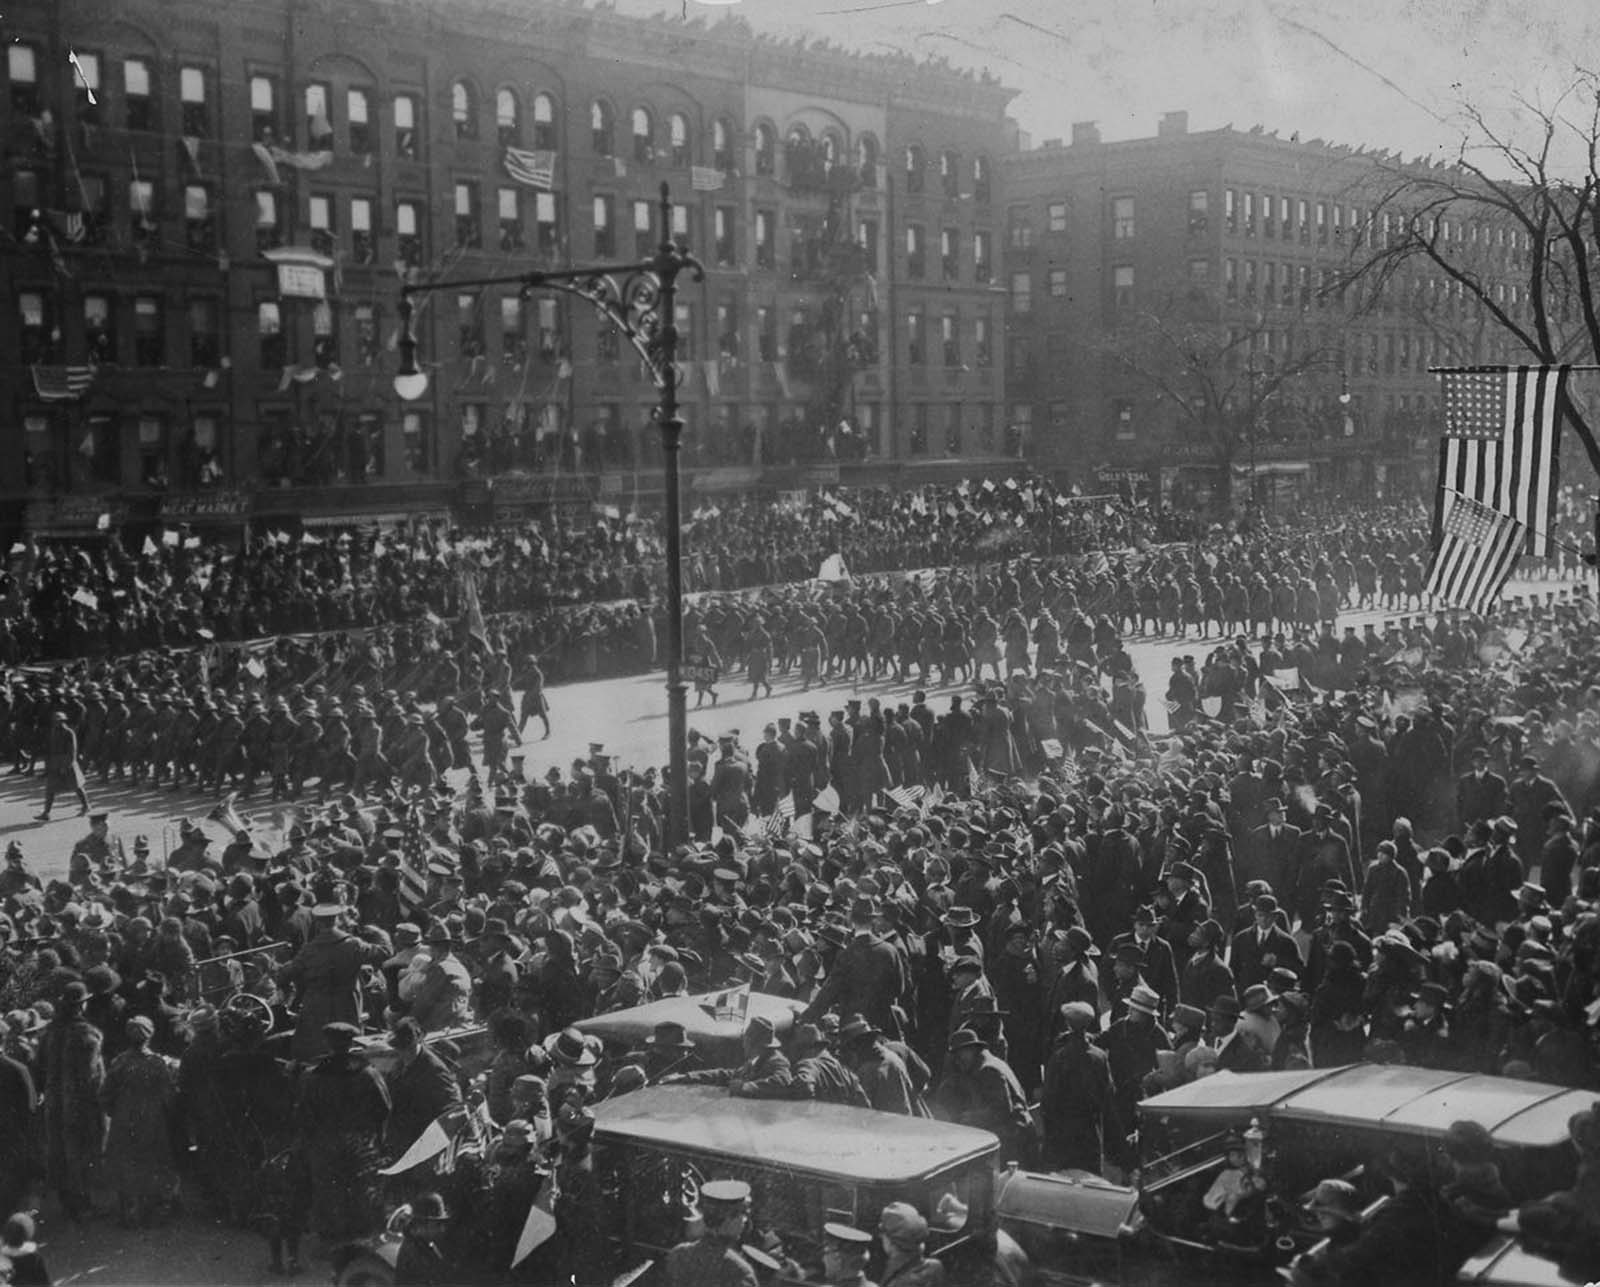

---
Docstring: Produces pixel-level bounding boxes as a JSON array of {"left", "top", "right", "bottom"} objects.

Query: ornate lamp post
[{"left": 394, "top": 182, "right": 702, "bottom": 847}]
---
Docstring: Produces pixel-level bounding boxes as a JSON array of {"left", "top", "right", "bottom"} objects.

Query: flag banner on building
[
  {"left": 503, "top": 147, "right": 556, "bottom": 189},
  {"left": 1433, "top": 365, "right": 1567, "bottom": 556},
  {"left": 268, "top": 144, "right": 333, "bottom": 172},
  {"left": 32, "top": 365, "right": 95, "bottom": 401},
  {"left": 1424, "top": 488, "right": 1527, "bottom": 615},
  {"left": 690, "top": 165, "right": 725, "bottom": 192}
]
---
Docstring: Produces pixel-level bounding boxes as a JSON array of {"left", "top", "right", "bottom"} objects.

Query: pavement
[{"left": 5, "top": 570, "right": 1579, "bottom": 887}]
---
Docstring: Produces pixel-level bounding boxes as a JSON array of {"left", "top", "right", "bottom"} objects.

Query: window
[
  {"left": 592, "top": 194, "right": 614, "bottom": 257},
  {"left": 1298, "top": 264, "right": 1312, "bottom": 307},
  {"left": 1262, "top": 193, "right": 1277, "bottom": 239},
  {"left": 1113, "top": 264, "right": 1134, "bottom": 308},
  {"left": 941, "top": 313, "right": 960, "bottom": 367},
  {"left": 592, "top": 100, "right": 615, "bottom": 157},
  {"left": 754, "top": 123, "right": 776, "bottom": 176},
  {"left": 1224, "top": 189, "right": 1237, "bottom": 235},
  {"left": 1188, "top": 189, "right": 1209, "bottom": 234},
  {"left": 19, "top": 292, "right": 54, "bottom": 364},
  {"left": 532, "top": 93, "right": 557, "bottom": 150},
  {"left": 975, "top": 315, "right": 992, "bottom": 367},
  {"left": 130, "top": 297, "right": 162, "bottom": 367},
  {"left": 974, "top": 230, "right": 991, "bottom": 283},
  {"left": 634, "top": 199, "right": 655, "bottom": 257},
  {"left": 124, "top": 58, "right": 154, "bottom": 130},
  {"left": 973, "top": 155, "right": 991, "bottom": 204},
  {"left": 394, "top": 94, "right": 419, "bottom": 159},
  {"left": 1010, "top": 271, "right": 1032, "bottom": 314},
  {"left": 1297, "top": 198, "right": 1310, "bottom": 243},
  {"left": 403, "top": 411, "right": 431, "bottom": 473},
  {"left": 11, "top": 170, "right": 38, "bottom": 241},
  {"left": 307, "top": 300, "right": 335, "bottom": 369},
  {"left": 131, "top": 176, "right": 157, "bottom": 226},
  {"left": 1113, "top": 399, "right": 1135, "bottom": 440},
  {"left": 501, "top": 296, "right": 526, "bottom": 362},
  {"left": 535, "top": 191, "right": 558, "bottom": 256},
  {"left": 135, "top": 415, "right": 166, "bottom": 486},
  {"left": 258, "top": 300, "right": 285, "bottom": 368},
  {"left": 351, "top": 197, "right": 374, "bottom": 263},
  {"left": 671, "top": 301, "right": 691, "bottom": 361},
  {"left": 1243, "top": 192, "right": 1255, "bottom": 236},
  {"left": 1242, "top": 259, "right": 1257, "bottom": 301},
  {"left": 73, "top": 51, "right": 101, "bottom": 123},
  {"left": 452, "top": 80, "right": 477, "bottom": 139},
  {"left": 396, "top": 199, "right": 422, "bottom": 266},
  {"left": 906, "top": 224, "right": 926, "bottom": 279},
  {"left": 79, "top": 174, "right": 109, "bottom": 245},
  {"left": 907, "top": 310, "right": 924, "bottom": 365},
  {"left": 713, "top": 119, "right": 735, "bottom": 173},
  {"left": 857, "top": 217, "right": 879, "bottom": 266},
  {"left": 669, "top": 113, "right": 690, "bottom": 167},
  {"left": 1281, "top": 197, "right": 1293, "bottom": 240},
  {"left": 940, "top": 149, "right": 960, "bottom": 197},
  {"left": 454, "top": 181, "right": 480, "bottom": 248},
  {"left": 1008, "top": 335, "right": 1032, "bottom": 377},
  {"left": 180, "top": 65, "right": 209, "bottom": 136},
  {"left": 1008, "top": 208, "right": 1033, "bottom": 250},
  {"left": 755, "top": 208, "right": 774, "bottom": 269},
  {"left": 458, "top": 293, "right": 485, "bottom": 357},
  {"left": 944, "top": 403, "right": 963, "bottom": 455},
  {"left": 631, "top": 107, "right": 654, "bottom": 163},
  {"left": 1225, "top": 257, "right": 1238, "bottom": 300},
  {"left": 348, "top": 89, "right": 372, "bottom": 154},
  {"left": 1316, "top": 201, "right": 1328, "bottom": 244},
  {"left": 714, "top": 206, "right": 735, "bottom": 266},
  {"left": 498, "top": 187, "right": 523, "bottom": 251},
  {"left": 85, "top": 295, "right": 116, "bottom": 364},
  {"left": 497, "top": 88, "right": 520, "bottom": 147},
  {"left": 308, "top": 193, "right": 334, "bottom": 255},
  {"left": 857, "top": 134, "right": 878, "bottom": 187},
  {"left": 189, "top": 298, "right": 220, "bottom": 367},
  {"left": 9, "top": 45, "right": 40, "bottom": 115},
  {"left": 1112, "top": 196, "right": 1135, "bottom": 239},
  {"left": 250, "top": 75, "right": 278, "bottom": 142},
  {"left": 1046, "top": 201, "right": 1068, "bottom": 234},
  {"left": 305, "top": 83, "right": 332, "bottom": 149},
  {"left": 904, "top": 145, "right": 925, "bottom": 194},
  {"left": 756, "top": 305, "right": 777, "bottom": 361},
  {"left": 1049, "top": 267, "right": 1068, "bottom": 297}
]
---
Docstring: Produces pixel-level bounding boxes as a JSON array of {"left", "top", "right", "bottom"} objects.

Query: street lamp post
[{"left": 393, "top": 182, "right": 702, "bottom": 848}]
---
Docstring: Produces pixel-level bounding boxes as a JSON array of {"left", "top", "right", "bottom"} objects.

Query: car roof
[
  {"left": 576, "top": 991, "right": 805, "bottom": 1049},
  {"left": 1140, "top": 1065, "right": 1581, "bottom": 1150},
  {"left": 593, "top": 1085, "right": 999, "bottom": 1183}
]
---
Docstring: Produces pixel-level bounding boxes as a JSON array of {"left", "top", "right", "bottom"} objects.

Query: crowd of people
[{"left": 0, "top": 488, "right": 1598, "bottom": 1284}]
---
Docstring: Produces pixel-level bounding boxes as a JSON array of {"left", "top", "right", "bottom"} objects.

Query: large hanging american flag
[
  {"left": 1433, "top": 366, "right": 1567, "bottom": 556},
  {"left": 1424, "top": 489, "right": 1527, "bottom": 615}
]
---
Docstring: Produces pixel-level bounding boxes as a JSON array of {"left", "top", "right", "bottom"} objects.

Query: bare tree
[
  {"left": 1095, "top": 281, "right": 1337, "bottom": 509},
  {"left": 1333, "top": 75, "right": 1600, "bottom": 475}
]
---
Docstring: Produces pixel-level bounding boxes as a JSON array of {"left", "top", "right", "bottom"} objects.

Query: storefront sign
[
  {"left": 798, "top": 464, "right": 840, "bottom": 486},
  {"left": 160, "top": 490, "right": 254, "bottom": 520},
  {"left": 24, "top": 497, "right": 128, "bottom": 531}
]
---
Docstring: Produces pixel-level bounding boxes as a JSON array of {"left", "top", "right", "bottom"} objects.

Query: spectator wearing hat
[
  {"left": 1231, "top": 894, "right": 1302, "bottom": 994},
  {"left": 1159, "top": 862, "right": 1210, "bottom": 974},
  {"left": 67, "top": 811, "right": 123, "bottom": 886},
  {"left": 784, "top": 1023, "right": 869, "bottom": 1107},
  {"left": 1041, "top": 1001, "right": 1116, "bottom": 1175},
  {"left": 1289, "top": 1148, "right": 1454, "bottom": 1287},
  {"left": 1044, "top": 926, "right": 1103, "bottom": 1037},
  {"left": 1097, "top": 983, "right": 1171, "bottom": 1147},
  {"left": 1303, "top": 889, "right": 1372, "bottom": 995},
  {"left": 821, "top": 1220, "right": 876, "bottom": 1287},
  {"left": 1509, "top": 755, "right": 1569, "bottom": 875},
  {"left": 1243, "top": 797, "right": 1302, "bottom": 907},
  {"left": 799, "top": 896, "right": 909, "bottom": 1042},
  {"left": 1270, "top": 992, "right": 1313, "bottom": 1070},
  {"left": 878, "top": 1200, "right": 942, "bottom": 1287},
  {"left": 1439, "top": 1119, "right": 1512, "bottom": 1237},
  {"left": 1361, "top": 840, "right": 1414, "bottom": 935},
  {"left": 1179, "top": 919, "right": 1235, "bottom": 1011},
  {"left": 1292, "top": 807, "right": 1355, "bottom": 930},
  {"left": 1456, "top": 746, "right": 1508, "bottom": 835},
  {"left": 101, "top": 1013, "right": 178, "bottom": 1227},
  {"left": 393, "top": 1189, "right": 452, "bottom": 1285},
  {"left": 1419, "top": 848, "right": 1462, "bottom": 918},
  {"left": 1300, "top": 1177, "right": 1363, "bottom": 1251},
  {"left": 295, "top": 1021, "right": 391, "bottom": 1241},
  {"left": 276, "top": 888, "right": 388, "bottom": 1061},
  {"left": 668, "top": 1015, "right": 792, "bottom": 1098},
  {"left": 40, "top": 979, "right": 104, "bottom": 1222},
  {"left": 406, "top": 922, "right": 476, "bottom": 1033},
  {"left": 934, "top": 1028, "right": 1034, "bottom": 1166},
  {"left": 383, "top": 1016, "right": 464, "bottom": 1157},
  {"left": 1110, "top": 907, "right": 1178, "bottom": 1017},
  {"left": 1483, "top": 817, "right": 1525, "bottom": 929},
  {"left": 838, "top": 1015, "right": 929, "bottom": 1117},
  {"left": 1541, "top": 810, "right": 1580, "bottom": 909},
  {"left": 665, "top": 1177, "right": 757, "bottom": 1287},
  {"left": 1399, "top": 980, "right": 1454, "bottom": 1068}
]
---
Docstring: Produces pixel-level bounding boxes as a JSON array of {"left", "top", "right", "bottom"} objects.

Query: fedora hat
[
  {"left": 947, "top": 1027, "right": 986, "bottom": 1053},
  {"left": 548, "top": 1027, "right": 599, "bottom": 1068},
  {"left": 1125, "top": 983, "right": 1162, "bottom": 1017},
  {"left": 744, "top": 1015, "right": 781, "bottom": 1050},
  {"left": 838, "top": 1015, "right": 880, "bottom": 1045},
  {"left": 1240, "top": 984, "right": 1276, "bottom": 1013}
]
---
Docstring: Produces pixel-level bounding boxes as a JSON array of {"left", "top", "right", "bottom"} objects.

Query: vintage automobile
[
  {"left": 995, "top": 1064, "right": 1592, "bottom": 1286},
  {"left": 334, "top": 1084, "right": 1007, "bottom": 1285},
  {"left": 575, "top": 990, "right": 806, "bottom": 1067}
]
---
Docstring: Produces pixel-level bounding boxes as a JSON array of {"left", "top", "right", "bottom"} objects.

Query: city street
[{"left": 4, "top": 571, "right": 1576, "bottom": 886}]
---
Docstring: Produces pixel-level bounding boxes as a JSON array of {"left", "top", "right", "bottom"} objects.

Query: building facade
[
  {"left": 0, "top": 0, "right": 1014, "bottom": 532},
  {"left": 1002, "top": 113, "right": 1522, "bottom": 506}
]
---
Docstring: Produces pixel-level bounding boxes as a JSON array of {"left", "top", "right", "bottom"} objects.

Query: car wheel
[{"left": 334, "top": 1255, "right": 395, "bottom": 1287}]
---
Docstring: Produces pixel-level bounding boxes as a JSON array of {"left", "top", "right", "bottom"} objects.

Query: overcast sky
[{"left": 619, "top": 0, "right": 1600, "bottom": 165}]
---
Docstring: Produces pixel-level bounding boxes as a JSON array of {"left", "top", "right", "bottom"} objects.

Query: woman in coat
[
  {"left": 100, "top": 1014, "right": 179, "bottom": 1227},
  {"left": 40, "top": 980, "right": 104, "bottom": 1222}
]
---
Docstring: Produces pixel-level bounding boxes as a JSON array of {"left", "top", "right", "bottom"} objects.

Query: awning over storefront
[{"left": 1233, "top": 461, "right": 1312, "bottom": 477}]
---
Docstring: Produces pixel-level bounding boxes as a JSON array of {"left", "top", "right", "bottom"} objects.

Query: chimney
[
  {"left": 1158, "top": 110, "right": 1189, "bottom": 137},
  {"left": 1071, "top": 121, "right": 1101, "bottom": 147}
]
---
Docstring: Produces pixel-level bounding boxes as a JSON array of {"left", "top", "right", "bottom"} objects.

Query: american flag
[
  {"left": 397, "top": 825, "right": 434, "bottom": 914},
  {"left": 887, "top": 784, "right": 925, "bottom": 809},
  {"left": 503, "top": 147, "right": 555, "bottom": 189},
  {"left": 1424, "top": 490, "right": 1526, "bottom": 615},
  {"left": 762, "top": 793, "right": 796, "bottom": 837},
  {"left": 1434, "top": 366, "right": 1567, "bottom": 555},
  {"left": 32, "top": 365, "right": 96, "bottom": 401}
]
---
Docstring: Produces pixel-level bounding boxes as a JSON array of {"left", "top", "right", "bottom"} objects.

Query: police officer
[{"left": 665, "top": 1178, "right": 758, "bottom": 1287}]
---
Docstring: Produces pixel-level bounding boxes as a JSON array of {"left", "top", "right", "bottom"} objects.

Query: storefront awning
[{"left": 1233, "top": 461, "right": 1311, "bottom": 477}]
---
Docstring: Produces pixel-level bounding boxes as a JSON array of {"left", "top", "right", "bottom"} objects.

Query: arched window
[
  {"left": 712, "top": 118, "right": 734, "bottom": 172},
  {"left": 820, "top": 132, "right": 841, "bottom": 174},
  {"left": 857, "top": 134, "right": 879, "bottom": 187},
  {"left": 669, "top": 112, "right": 690, "bottom": 167},
  {"left": 631, "top": 107, "right": 654, "bottom": 163},
  {"left": 532, "top": 93, "right": 557, "bottom": 150},
  {"left": 940, "top": 149, "right": 960, "bottom": 197},
  {"left": 496, "top": 88, "right": 519, "bottom": 146},
  {"left": 591, "top": 100, "right": 614, "bottom": 156},
  {"left": 452, "top": 80, "right": 477, "bottom": 140},
  {"left": 754, "top": 122, "right": 776, "bottom": 176},
  {"left": 905, "top": 144, "right": 925, "bottom": 193}
]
